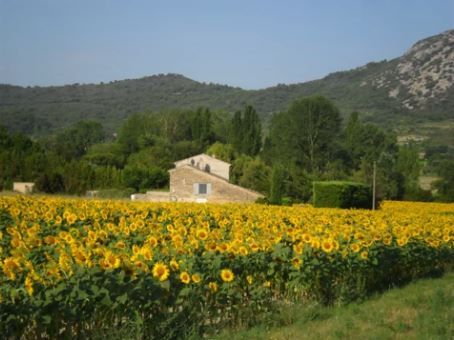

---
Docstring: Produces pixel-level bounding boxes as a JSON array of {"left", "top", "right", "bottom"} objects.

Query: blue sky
[{"left": 1, "top": 0, "right": 453, "bottom": 89}]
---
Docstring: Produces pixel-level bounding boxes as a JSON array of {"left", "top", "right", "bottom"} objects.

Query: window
[
  {"left": 204, "top": 164, "right": 211, "bottom": 173},
  {"left": 198, "top": 183, "right": 207, "bottom": 194},
  {"left": 194, "top": 183, "right": 211, "bottom": 195}
]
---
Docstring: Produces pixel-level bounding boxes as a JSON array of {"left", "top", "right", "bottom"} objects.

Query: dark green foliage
[
  {"left": 191, "top": 107, "right": 215, "bottom": 146},
  {"left": 206, "top": 142, "right": 236, "bottom": 163},
  {"left": 228, "top": 105, "right": 262, "bottom": 156},
  {"left": 237, "top": 158, "right": 271, "bottom": 194},
  {"left": 433, "top": 160, "right": 454, "bottom": 202},
  {"left": 403, "top": 187, "right": 434, "bottom": 202},
  {"left": 85, "top": 143, "right": 126, "bottom": 168},
  {"left": 0, "top": 89, "right": 448, "bottom": 202},
  {"left": 35, "top": 171, "right": 65, "bottom": 193},
  {"left": 397, "top": 144, "right": 424, "bottom": 198},
  {"left": 123, "top": 165, "right": 168, "bottom": 192},
  {"left": 267, "top": 96, "right": 341, "bottom": 173},
  {"left": 52, "top": 121, "right": 105, "bottom": 160},
  {"left": 343, "top": 112, "right": 393, "bottom": 168},
  {"left": 313, "top": 181, "right": 372, "bottom": 209},
  {"left": 269, "top": 166, "right": 286, "bottom": 205}
]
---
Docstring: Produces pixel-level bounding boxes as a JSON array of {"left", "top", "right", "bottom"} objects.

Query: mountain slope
[{"left": 0, "top": 30, "right": 453, "bottom": 139}]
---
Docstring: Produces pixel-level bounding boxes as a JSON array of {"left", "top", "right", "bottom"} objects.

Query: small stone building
[
  {"left": 13, "top": 182, "right": 35, "bottom": 194},
  {"left": 133, "top": 154, "right": 263, "bottom": 203}
]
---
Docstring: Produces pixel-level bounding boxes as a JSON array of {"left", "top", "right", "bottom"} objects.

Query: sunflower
[
  {"left": 104, "top": 251, "right": 121, "bottom": 269},
  {"left": 321, "top": 239, "right": 334, "bottom": 253},
  {"left": 350, "top": 243, "right": 361, "bottom": 253},
  {"left": 134, "top": 260, "right": 148, "bottom": 272},
  {"left": 293, "top": 243, "right": 303, "bottom": 255},
  {"left": 383, "top": 236, "right": 392, "bottom": 246},
  {"left": 239, "top": 246, "right": 249, "bottom": 256},
  {"left": 152, "top": 262, "right": 169, "bottom": 281},
  {"left": 291, "top": 257, "right": 302, "bottom": 269},
  {"left": 170, "top": 259, "right": 179, "bottom": 271},
  {"left": 360, "top": 251, "right": 368, "bottom": 260},
  {"left": 191, "top": 273, "right": 202, "bottom": 283},
  {"left": 397, "top": 237, "right": 408, "bottom": 247},
  {"left": 196, "top": 229, "right": 209, "bottom": 241},
  {"left": 206, "top": 242, "right": 217, "bottom": 252},
  {"left": 311, "top": 239, "right": 320, "bottom": 250},
  {"left": 115, "top": 241, "right": 126, "bottom": 249},
  {"left": 67, "top": 213, "right": 77, "bottom": 225},
  {"left": 220, "top": 269, "right": 234, "bottom": 283},
  {"left": 302, "top": 233, "right": 312, "bottom": 243},
  {"left": 208, "top": 281, "right": 218, "bottom": 292},
  {"left": 148, "top": 236, "right": 158, "bottom": 248},
  {"left": 180, "top": 271, "right": 191, "bottom": 284},
  {"left": 250, "top": 243, "right": 260, "bottom": 252},
  {"left": 24, "top": 275, "right": 34, "bottom": 296}
]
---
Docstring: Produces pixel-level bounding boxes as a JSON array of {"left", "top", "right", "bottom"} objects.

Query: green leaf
[
  {"left": 117, "top": 293, "right": 128, "bottom": 304},
  {"left": 41, "top": 315, "right": 52, "bottom": 324},
  {"left": 159, "top": 280, "right": 170, "bottom": 291}
]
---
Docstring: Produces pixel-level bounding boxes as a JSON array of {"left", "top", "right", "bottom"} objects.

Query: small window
[
  {"left": 193, "top": 183, "right": 211, "bottom": 195},
  {"left": 198, "top": 183, "right": 207, "bottom": 194},
  {"left": 190, "top": 159, "right": 195, "bottom": 166},
  {"left": 204, "top": 164, "right": 211, "bottom": 173}
]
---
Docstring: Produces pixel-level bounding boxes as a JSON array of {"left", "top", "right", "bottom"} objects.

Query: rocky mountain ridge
[{"left": 1, "top": 29, "right": 453, "bottom": 143}]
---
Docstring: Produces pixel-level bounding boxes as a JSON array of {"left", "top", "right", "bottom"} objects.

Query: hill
[{"left": 1, "top": 30, "right": 453, "bottom": 145}]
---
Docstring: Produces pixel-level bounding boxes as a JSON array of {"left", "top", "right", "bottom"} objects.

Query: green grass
[{"left": 214, "top": 272, "right": 454, "bottom": 340}]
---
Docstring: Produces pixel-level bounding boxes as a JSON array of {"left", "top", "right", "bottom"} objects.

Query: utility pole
[{"left": 372, "top": 161, "right": 376, "bottom": 210}]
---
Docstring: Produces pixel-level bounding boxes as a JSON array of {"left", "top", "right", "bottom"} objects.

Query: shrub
[{"left": 313, "top": 181, "right": 372, "bottom": 209}]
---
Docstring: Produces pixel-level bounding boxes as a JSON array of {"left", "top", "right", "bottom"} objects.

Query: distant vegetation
[
  {"left": 1, "top": 95, "right": 452, "bottom": 202},
  {"left": 1, "top": 30, "right": 453, "bottom": 201},
  {"left": 1, "top": 68, "right": 452, "bottom": 138}
]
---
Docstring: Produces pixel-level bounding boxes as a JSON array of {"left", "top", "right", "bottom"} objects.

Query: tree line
[{"left": 0, "top": 96, "right": 452, "bottom": 202}]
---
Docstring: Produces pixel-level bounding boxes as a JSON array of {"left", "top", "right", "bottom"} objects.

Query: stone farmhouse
[{"left": 132, "top": 154, "right": 263, "bottom": 203}]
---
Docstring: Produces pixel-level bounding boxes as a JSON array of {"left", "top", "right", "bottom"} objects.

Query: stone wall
[
  {"left": 131, "top": 191, "right": 174, "bottom": 202},
  {"left": 169, "top": 165, "right": 263, "bottom": 203},
  {"left": 174, "top": 154, "right": 230, "bottom": 181}
]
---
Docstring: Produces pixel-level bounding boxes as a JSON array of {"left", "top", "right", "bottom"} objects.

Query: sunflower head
[
  {"left": 196, "top": 229, "right": 209, "bottom": 241},
  {"left": 191, "top": 273, "right": 202, "bottom": 283},
  {"left": 208, "top": 281, "right": 218, "bottom": 292},
  {"left": 180, "top": 271, "right": 191, "bottom": 284},
  {"left": 220, "top": 269, "right": 234, "bottom": 283},
  {"left": 152, "top": 262, "right": 169, "bottom": 281}
]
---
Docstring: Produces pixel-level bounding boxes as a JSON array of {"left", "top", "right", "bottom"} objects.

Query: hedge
[{"left": 313, "top": 181, "right": 372, "bottom": 209}]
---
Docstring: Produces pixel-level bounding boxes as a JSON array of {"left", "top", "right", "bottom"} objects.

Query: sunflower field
[{"left": 0, "top": 196, "right": 453, "bottom": 338}]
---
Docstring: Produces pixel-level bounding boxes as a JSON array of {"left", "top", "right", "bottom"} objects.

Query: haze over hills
[{"left": 0, "top": 29, "right": 453, "bottom": 145}]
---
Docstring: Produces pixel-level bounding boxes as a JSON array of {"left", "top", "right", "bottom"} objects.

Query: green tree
[
  {"left": 228, "top": 105, "right": 262, "bottom": 156},
  {"left": 434, "top": 160, "right": 454, "bottom": 202},
  {"left": 230, "top": 155, "right": 270, "bottom": 193},
  {"left": 269, "top": 165, "right": 286, "bottom": 205},
  {"left": 206, "top": 142, "right": 236, "bottom": 163},
  {"left": 238, "top": 158, "right": 271, "bottom": 194},
  {"left": 85, "top": 143, "right": 126, "bottom": 168},
  {"left": 397, "top": 144, "right": 422, "bottom": 197},
  {"left": 268, "top": 96, "right": 341, "bottom": 173},
  {"left": 191, "top": 107, "right": 215, "bottom": 146},
  {"left": 344, "top": 112, "right": 393, "bottom": 169},
  {"left": 54, "top": 121, "right": 105, "bottom": 160}
]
